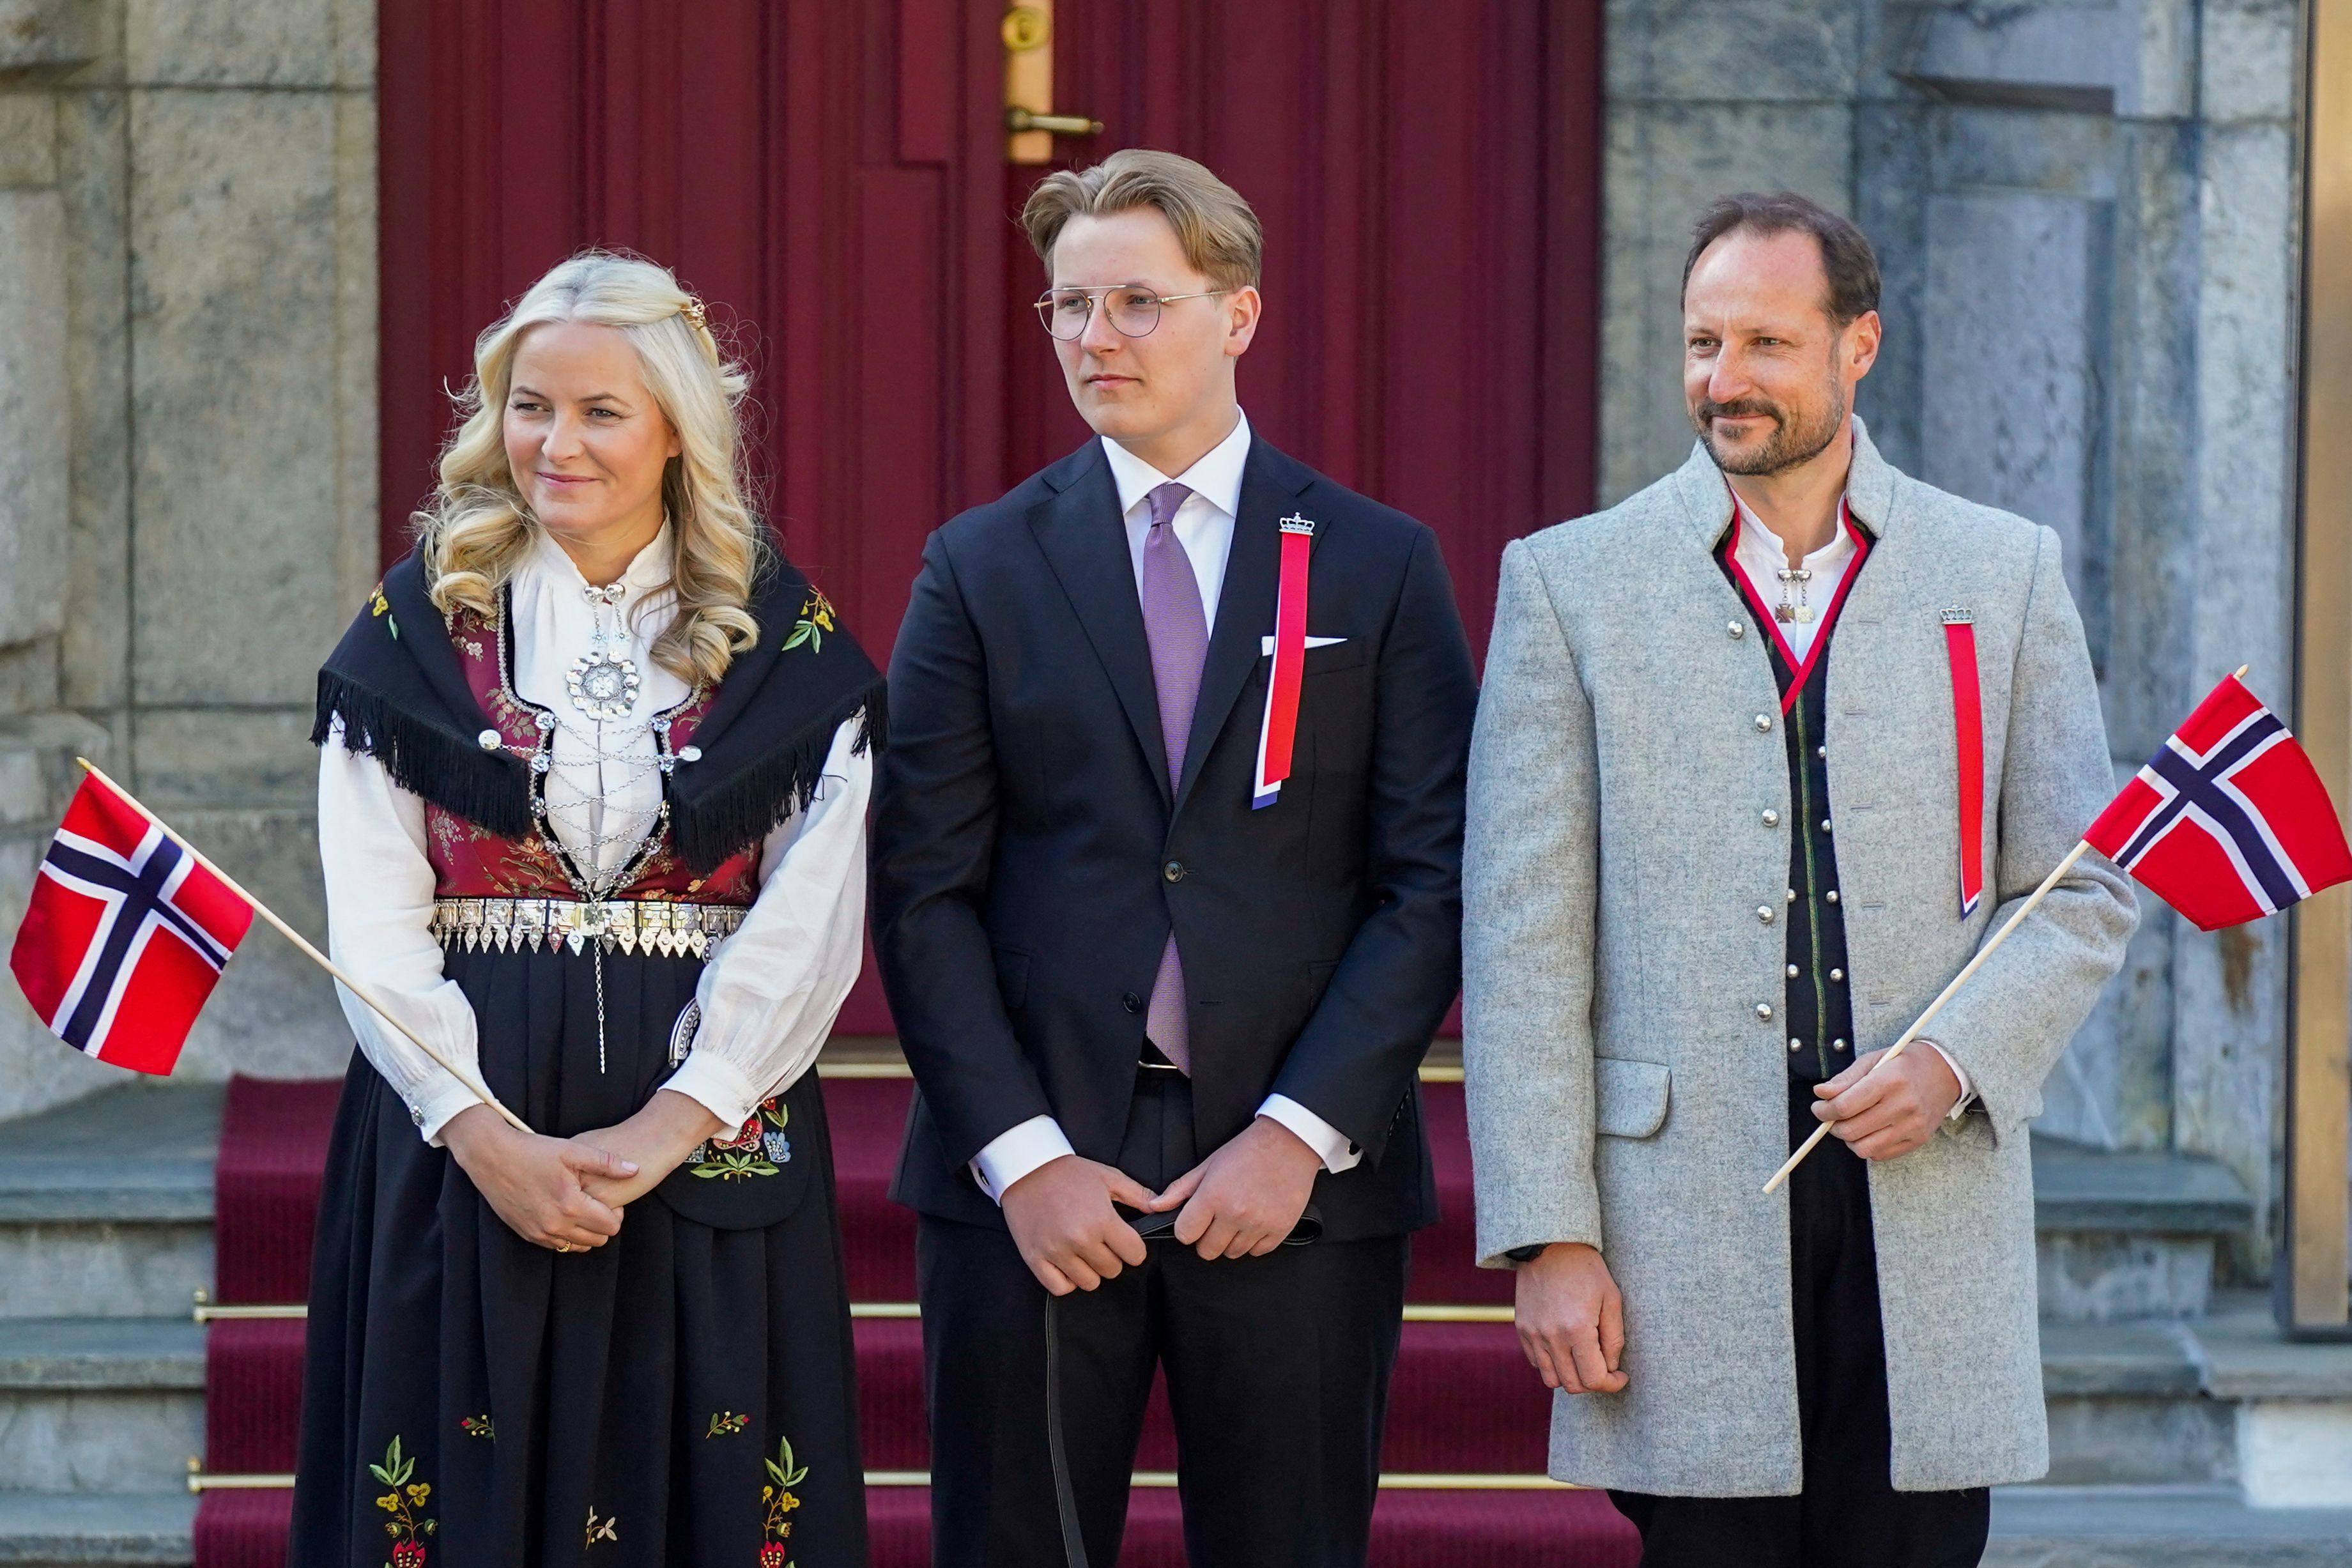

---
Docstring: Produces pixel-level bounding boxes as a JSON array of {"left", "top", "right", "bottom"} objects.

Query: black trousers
[
  {"left": 917, "top": 1068, "right": 1410, "bottom": 1568},
  {"left": 1607, "top": 1082, "right": 1990, "bottom": 1568}
]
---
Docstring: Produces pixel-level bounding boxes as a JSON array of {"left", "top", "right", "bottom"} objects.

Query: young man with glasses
[{"left": 872, "top": 148, "right": 1477, "bottom": 1567}]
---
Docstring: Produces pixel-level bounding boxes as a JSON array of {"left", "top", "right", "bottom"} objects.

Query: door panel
[{"left": 379, "top": 1, "right": 1600, "bottom": 1035}]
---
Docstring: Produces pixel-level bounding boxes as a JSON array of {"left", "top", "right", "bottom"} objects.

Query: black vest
[{"left": 1718, "top": 517, "right": 1873, "bottom": 1084}]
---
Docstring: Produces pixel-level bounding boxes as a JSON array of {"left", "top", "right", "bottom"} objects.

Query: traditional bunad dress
[{"left": 288, "top": 525, "right": 883, "bottom": 1567}]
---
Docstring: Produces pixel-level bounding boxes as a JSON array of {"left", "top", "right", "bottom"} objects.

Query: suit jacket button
[
  {"left": 1163, "top": 860, "right": 1186, "bottom": 882},
  {"left": 1762, "top": 809, "right": 1781, "bottom": 827},
  {"left": 1121, "top": 992, "right": 1142, "bottom": 1013},
  {"left": 1756, "top": 905, "right": 1776, "bottom": 924},
  {"left": 1756, "top": 1003, "right": 1775, "bottom": 1021}
]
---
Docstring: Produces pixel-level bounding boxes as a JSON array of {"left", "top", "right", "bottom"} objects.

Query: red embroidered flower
[
  {"left": 393, "top": 1542, "right": 427, "bottom": 1567},
  {"left": 760, "top": 1545, "right": 787, "bottom": 1568},
  {"left": 714, "top": 1097, "right": 780, "bottom": 1153},
  {"left": 714, "top": 1110, "right": 765, "bottom": 1152}
]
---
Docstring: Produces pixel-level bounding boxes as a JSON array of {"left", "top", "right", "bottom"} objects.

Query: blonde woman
[{"left": 291, "top": 251, "right": 879, "bottom": 1566}]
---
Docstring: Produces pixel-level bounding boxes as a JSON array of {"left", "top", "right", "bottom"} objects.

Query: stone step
[
  {"left": 1, "top": 1485, "right": 2348, "bottom": 1568},
  {"left": 0, "top": 1319, "right": 204, "bottom": 1493},
  {"left": 1985, "top": 1485, "right": 2352, "bottom": 1567},
  {"left": 2031, "top": 1134, "right": 2255, "bottom": 1321},
  {"left": 0, "top": 1493, "right": 195, "bottom": 1568},
  {"left": 0, "top": 1087, "right": 219, "bottom": 1321}
]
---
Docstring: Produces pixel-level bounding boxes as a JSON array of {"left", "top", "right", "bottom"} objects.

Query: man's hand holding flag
[{"left": 1768, "top": 669, "right": 2352, "bottom": 1193}]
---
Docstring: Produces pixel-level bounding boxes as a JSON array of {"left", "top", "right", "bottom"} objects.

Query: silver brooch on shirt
[
  {"left": 566, "top": 582, "right": 642, "bottom": 721},
  {"left": 1775, "top": 567, "right": 1815, "bottom": 624}
]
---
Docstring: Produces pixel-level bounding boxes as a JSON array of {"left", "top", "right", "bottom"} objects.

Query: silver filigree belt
[{"left": 428, "top": 896, "right": 747, "bottom": 958}]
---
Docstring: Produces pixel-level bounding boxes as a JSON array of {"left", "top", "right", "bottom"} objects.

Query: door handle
[
  {"left": 1003, "top": 1, "right": 1099, "bottom": 164},
  {"left": 1006, "top": 107, "right": 1102, "bottom": 137}
]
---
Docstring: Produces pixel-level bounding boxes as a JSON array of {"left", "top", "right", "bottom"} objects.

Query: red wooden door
[{"left": 377, "top": 2, "right": 1601, "bottom": 1034}]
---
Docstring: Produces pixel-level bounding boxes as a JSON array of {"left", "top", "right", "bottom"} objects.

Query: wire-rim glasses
[{"left": 1034, "top": 284, "right": 1234, "bottom": 341}]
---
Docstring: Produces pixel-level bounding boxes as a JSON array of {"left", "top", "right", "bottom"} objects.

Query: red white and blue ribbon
[
  {"left": 1942, "top": 608, "right": 1985, "bottom": 919},
  {"left": 1252, "top": 514, "right": 1316, "bottom": 809}
]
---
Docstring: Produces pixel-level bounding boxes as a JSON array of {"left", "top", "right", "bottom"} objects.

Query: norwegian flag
[
  {"left": 2084, "top": 675, "right": 2352, "bottom": 932},
  {"left": 8, "top": 771, "right": 254, "bottom": 1074}
]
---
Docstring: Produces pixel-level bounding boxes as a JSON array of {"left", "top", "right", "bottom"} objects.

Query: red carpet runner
[{"left": 196, "top": 1073, "right": 1638, "bottom": 1566}]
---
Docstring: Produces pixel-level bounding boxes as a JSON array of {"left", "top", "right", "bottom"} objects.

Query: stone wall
[
  {"left": 0, "top": 0, "right": 376, "bottom": 1122},
  {"left": 1600, "top": 0, "right": 2303, "bottom": 1275}
]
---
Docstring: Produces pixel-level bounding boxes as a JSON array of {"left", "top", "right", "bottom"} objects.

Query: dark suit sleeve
[
  {"left": 870, "top": 531, "right": 1056, "bottom": 1165},
  {"left": 1268, "top": 525, "right": 1477, "bottom": 1162}
]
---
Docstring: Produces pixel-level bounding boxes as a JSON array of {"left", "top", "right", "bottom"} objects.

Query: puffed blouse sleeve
[
  {"left": 316, "top": 718, "right": 490, "bottom": 1146},
  {"left": 657, "top": 712, "right": 872, "bottom": 1131}
]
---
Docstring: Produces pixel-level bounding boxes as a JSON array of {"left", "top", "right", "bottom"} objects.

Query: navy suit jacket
[{"left": 872, "top": 434, "right": 1475, "bottom": 1238}]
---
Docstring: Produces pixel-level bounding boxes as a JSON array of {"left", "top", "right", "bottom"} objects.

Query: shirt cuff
[
  {"left": 414, "top": 1075, "right": 493, "bottom": 1149},
  {"left": 1921, "top": 1040, "right": 1976, "bottom": 1121},
  {"left": 971, "top": 1116, "right": 1076, "bottom": 1203},
  {"left": 1258, "top": 1095, "right": 1362, "bottom": 1173},
  {"left": 662, "top": 1049, "right": 764, "bottom": 1136}
]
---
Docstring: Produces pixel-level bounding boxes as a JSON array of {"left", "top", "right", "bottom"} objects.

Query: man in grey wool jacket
[{"left": 1461, "top": 192, "right": 2137, "bottom": 1567}]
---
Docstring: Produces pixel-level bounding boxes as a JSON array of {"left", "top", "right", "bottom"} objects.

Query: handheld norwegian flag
[
  {"left": 8, "top": 770, "right": 254, "bottom": 1074},
  {"left": 2084, "top": 673, "right": 2352, "bottom": 932}
]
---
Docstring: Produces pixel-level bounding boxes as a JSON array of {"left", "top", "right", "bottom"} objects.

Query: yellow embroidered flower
[
  {"left": 407, "top": 1482, "right": 430, "bottom": 1505},
  {"left": 376, "top": 1492, "right": 399, "bottom": 1512},
  {"left": 776, "top": 1493, "right": 800, "bottom": 1514}
]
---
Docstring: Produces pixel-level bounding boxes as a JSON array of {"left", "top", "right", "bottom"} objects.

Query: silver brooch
[{"left": 565, "top": 649, "right": 641, "bottom": 721}]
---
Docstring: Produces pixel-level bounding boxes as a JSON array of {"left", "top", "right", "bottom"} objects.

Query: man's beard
[{"left": 1693, "top": 382, "right": 1847, "bottom": 477}]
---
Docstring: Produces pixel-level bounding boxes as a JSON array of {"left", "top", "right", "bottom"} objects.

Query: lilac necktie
[{"left": 1140, "top": 481, "right": 1204, "bottom": 1072}]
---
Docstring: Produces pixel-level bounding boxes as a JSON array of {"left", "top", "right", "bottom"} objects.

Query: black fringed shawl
[{"left": 312, "top": 549, "right": 886, "bottom": 875}]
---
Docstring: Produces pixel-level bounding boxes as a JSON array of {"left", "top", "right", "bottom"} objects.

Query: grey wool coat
[{"left": 1461, "top": 422, "right": 2138, "bottom": 1497}]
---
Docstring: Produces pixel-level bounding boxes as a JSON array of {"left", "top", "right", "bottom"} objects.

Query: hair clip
[{"left": 680, "top": 297, "right": 708, "bottom": 333}]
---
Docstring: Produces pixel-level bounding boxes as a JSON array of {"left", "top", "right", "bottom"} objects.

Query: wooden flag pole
[
  {"left": 73, "top": 758, "right": 532, "bottom": 1135},
  {"left": 1762, "top": 839, "right": 2094, "bottom": 1195}
]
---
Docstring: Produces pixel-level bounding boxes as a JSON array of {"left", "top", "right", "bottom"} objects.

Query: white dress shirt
[
  {"left": 968, "top": 412, "right": 1363, "bottom": 1203},
  {"left": 1727, "top": 491, "right": 1975, "bottom": 1119},
  {"left": 317, "top": 525, "right": 871, "bottom": 1146}
]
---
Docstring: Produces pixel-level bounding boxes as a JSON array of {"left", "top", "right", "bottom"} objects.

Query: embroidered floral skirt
[{"left": 287, "top": 942, "right": 868, "bottom": 1567}]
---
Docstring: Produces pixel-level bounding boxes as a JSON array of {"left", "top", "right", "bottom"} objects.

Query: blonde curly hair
[{"left": 414, "top": 249, "right": 768, "bottom": 688}]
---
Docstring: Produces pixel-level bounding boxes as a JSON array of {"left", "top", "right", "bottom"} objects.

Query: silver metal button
[
  {"left": 1762, "top": 810, "right": 1781, "bottom": 827},
  {"left": 1825, "top": 889, "right": 1840, "bottom": 905},
  {"left": 1757, "top": 905, "right": 1776, "bottom": 924},
  {"left": 1756, "top": 1003, "right": 1775, "bottom": 1021},
  {"left": 1785, "top": 888, "right": 1797, "bottom": 903},
  {"left": 1789, "top": 1036, "right": 1802, "bottom": 1053},
  {"left": 1833, "top": 1038, "right": 1849, "bottom": 1052},
  {"left": 476, "top": 728, "right": 502, "bottom": 751},
  {"left": 1830, "top": 968, "right": 1845, "bottom": 982},
  {"left": 678, "top": 744, "right": 703, "bottom": 763},
  {"left": 1786, "top": 963, "right": 1800, "bottom": 979},
  {"left": 1755, "top": 714, "right": 1772, "bottom": 732},
  {"left": 1816, "top": 745, "right": 1827, "bottom": 759},
  {"left": 409, "top": 1104, "right": 423, "bottom": 1126},
  {"left": 1820, "top": 819, "right": 1833, "bottom": 834},
  {"left": 1729, "top": 621, "right": 1744, "bottom": 639}
]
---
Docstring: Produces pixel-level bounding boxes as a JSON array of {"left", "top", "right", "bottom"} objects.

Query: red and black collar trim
[{"left": 1718, "top": 495, "right": 1872, "bottom": 711}]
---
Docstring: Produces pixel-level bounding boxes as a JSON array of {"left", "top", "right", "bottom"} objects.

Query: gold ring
[{"left": 557, "top": 1240, "right": 572, "bottom": 1253}]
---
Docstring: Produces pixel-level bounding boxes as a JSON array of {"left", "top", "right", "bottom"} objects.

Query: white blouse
[{"left": 316, "top": 526, "right": 870, "bottom": 1145}]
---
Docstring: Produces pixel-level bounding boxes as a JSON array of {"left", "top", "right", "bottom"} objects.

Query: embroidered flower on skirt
[
  {"left": 366, "top": 1436, "right": 434, "bottom": 1564},
  {"left": 687, "top": 1096, "right": 790, "bottom": 1180},
  {"left": 762, "top": 1433, "right": 810, "bottom": 1561}
]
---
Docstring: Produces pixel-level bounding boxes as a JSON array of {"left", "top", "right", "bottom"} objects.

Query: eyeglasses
[{"left": 1034, "top": 284, "right": 1234, "bottom": 341}]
